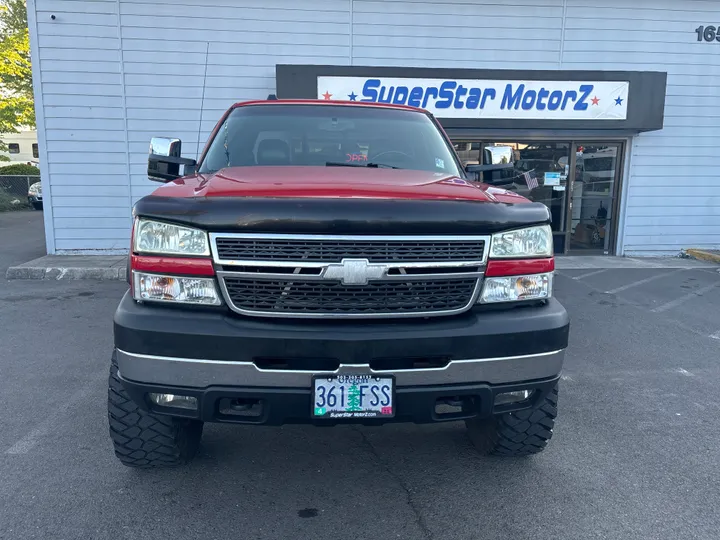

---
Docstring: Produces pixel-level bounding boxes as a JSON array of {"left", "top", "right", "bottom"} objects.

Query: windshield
[{"left": 199, "top": 104, "right": 462, "bottom": 176}]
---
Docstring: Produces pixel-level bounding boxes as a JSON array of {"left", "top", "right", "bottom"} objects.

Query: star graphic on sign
[
  {"left": 348, "top": 92, "right": 357, "bottom": 101},
  {"left": 322, "top": 91, "right": 332, "bottom": 100},
  {"left": 614, "top": 96, "right": 623, "bottom": 105},
  {"left": 591, "top": 96, "right": 600, "bottom": 106}
]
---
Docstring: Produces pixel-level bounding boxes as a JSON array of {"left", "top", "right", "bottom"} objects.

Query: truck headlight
[
  {"left": 479, "top": 273, "right": 552, "bottom": 304},
  {"left": 28, "top": 182, "right": 41, "bottom": 196},
  {"left": 133, "top": 272, "right": 221, "bottom": 305},
  {"left": 134, "top": 219, "right": 209, "bottom": 256},
  {"left": 489, "top": 225, "right": 552, "bottom": 258}
]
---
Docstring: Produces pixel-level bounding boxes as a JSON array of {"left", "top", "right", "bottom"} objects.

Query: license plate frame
[{"left": 312, "top": 374, "right": 395, "bottom": 419}]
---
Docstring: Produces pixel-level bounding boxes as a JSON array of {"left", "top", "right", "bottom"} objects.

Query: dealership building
[{"left": 27, "top": 0, "right": 719, "bottom": 256}]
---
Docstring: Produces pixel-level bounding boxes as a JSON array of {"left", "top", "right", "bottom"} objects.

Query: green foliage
[
  {"left": 0, "top": 162, "right": 38, "bottom": 175},
  {"left": 0, "top": 0, "right": 34, "bottom": 145},
  {"left": 0, "top": 186, "right": 29, "bottom": 210},
  {"left": 0, "top": 93, "right": 34, "bottom": 133},
  {"left": 0, "top": 0, "right": 26, "bottom": 35}
]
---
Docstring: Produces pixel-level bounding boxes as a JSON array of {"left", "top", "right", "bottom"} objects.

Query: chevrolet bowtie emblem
[{"left": 323, "top": 258, "right": 388, "bottom": 285}]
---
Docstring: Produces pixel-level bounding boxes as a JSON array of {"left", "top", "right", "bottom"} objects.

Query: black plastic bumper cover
[
  {"left": 114, "top": 292, "right": 569, "bottom": 364},
  {"left": 119, "top": 373, "right": 560, "bottom": 426}
]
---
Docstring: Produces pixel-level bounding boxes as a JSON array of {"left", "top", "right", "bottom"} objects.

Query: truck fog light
[
  {"left": 133, "top": 272, "right": 221, "bottom": 305},
  {"left": 494, "top": 390, "right": 532, "bottom": 405},
  {"left": 479, "top": 273, "right": 552, "bottom": 304},
  {"left": 148, "top": 393, "right": 198, "bottom": 410}
]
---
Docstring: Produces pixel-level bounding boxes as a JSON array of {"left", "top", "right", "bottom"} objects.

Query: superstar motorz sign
[{"left": 317, "top": 76, "right": 630, "bottom": 120}]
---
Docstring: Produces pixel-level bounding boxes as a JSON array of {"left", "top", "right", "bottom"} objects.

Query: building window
[
  {"left": 8, "top": 143, "right": 20, "bottom": 154},
  {"left": 32, "top": 143, "right": 39, "bottom": 158}
]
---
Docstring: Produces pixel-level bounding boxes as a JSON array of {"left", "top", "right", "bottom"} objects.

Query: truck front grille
[
  {"left": 221, "top": 277, "right": 479, "bottom": 316},
  {"left": 215, "top": 237, "right": 485, "bottom": 263},
  {"left": 211, "top": 233, "right": 489, "bottom": 319}
]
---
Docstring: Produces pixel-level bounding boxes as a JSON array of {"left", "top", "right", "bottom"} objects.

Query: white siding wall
[
  {"left": 31, "top": 0, "right": 129, "bottom": 251},
  {"left": 31, "top": 0, "right": 351, "bottom": 252},
  {"left": 30, "top": 0, "right": 720, "bottom": 255},
  {"left": 352, "top": 0, "right": 564, "bottom": 69},
  {"left": 560, "top": 0, "right": 720, "bottom": 255}
]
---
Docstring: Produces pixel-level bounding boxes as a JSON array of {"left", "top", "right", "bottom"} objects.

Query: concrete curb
[
  {"left": 6, "top": 266, "right": 127, "bottom": 281},
  {"left": 5, "top": 254, "right": 128, "bottom": 280},
  {"left": 684, "top": 249, "right": 720, "bottom": 264}
]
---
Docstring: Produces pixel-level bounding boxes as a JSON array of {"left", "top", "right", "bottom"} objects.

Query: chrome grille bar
[{"left": 211, "top": 233, "right": 489, "bottom": 266}]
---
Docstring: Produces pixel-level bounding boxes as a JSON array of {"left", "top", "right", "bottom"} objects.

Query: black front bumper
[
  {"left": 114, "top": 292, "right": 568, "bottom": 425},
  {"left": 119, "top": 374, "right": 560, "bottom": 426},
  {"left": 114, "top": 292, "right": 569, "bottom": 364}
]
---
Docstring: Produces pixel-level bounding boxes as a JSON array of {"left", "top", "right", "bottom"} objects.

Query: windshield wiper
[{"left": 326, "top": 161, "right": 401, "bottom": 169}]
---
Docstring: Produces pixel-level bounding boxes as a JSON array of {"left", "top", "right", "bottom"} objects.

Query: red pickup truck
[{"left": 109, "top": 99, "right": 569, "bottom": 468}]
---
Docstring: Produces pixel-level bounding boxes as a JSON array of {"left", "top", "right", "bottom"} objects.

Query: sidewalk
[
  {"left": 6, "top": 253, "right": 716, "bottom": 281},
  {"left": 6, "top": 255, "right": 127, "bottom": 280}
]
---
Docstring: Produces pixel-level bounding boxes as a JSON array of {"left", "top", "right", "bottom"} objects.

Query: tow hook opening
[
  {"left": 219, "top": 397, "right": 263, "bottom": 417},
  {"left": 434, "top": 396, "right": 476, "bottom": 420}
]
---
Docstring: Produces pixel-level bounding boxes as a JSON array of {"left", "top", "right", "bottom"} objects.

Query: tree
[
  {"left": 346, "top": 385, "right": 362, "bottom": 412},
  {"left": 0, "top": 0, "right": 34, "bottom": 153}
]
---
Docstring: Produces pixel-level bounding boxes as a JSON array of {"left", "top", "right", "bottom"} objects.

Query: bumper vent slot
[
  {"left": 370, "top": 356, "right": 450, "bottom": 371},
  {"left": 254, "top": 357, "right": 340, "bottom": 371}
]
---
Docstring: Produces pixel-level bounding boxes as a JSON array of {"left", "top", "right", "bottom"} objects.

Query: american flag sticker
[{"left": 523, "top": 170, "right": 539, "bottom": 189}]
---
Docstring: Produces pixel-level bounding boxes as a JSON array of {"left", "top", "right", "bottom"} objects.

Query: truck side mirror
[
  {"left": 464, "top": 163, "right": 481, "bottom": 181},
  {"left": 465, "top": 163, "right": 515, "bottom": 185},
  {"left": 148, "top": 137, "right": 198, "bottom": 182}
]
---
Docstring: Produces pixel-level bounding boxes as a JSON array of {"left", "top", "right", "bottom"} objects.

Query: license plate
[{"left": 312, "top": 375, "right": 394, "bottom": 418}]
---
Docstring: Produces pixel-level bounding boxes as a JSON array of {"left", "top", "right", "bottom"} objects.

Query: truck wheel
[
  {"left": 107, "top": 353, "right": 203, "bottom": 468},
  {"left": 465, "top": 384, "right": 558, "bottom": 457}
]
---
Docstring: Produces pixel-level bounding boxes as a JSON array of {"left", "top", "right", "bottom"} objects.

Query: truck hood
[
  {"left": 152, "top": 166, "right": 529, "bottom": 204},
  {"left": 135, "top": 166, "right": 550, "bottom": 235}
]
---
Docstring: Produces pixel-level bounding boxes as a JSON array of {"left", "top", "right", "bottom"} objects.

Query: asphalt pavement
[
  {"left": 0, "top": 210, "right": 45, "bottom": 275},
  {"left": 1, "top": 216, "right": 719, "bottom": 539}
]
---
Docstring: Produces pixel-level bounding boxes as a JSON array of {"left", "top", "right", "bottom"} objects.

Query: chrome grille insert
[
  {"left": 221, "top": 277, "right": 479, "bottom": 315},
  {"left": 215, "top": 238, "right": 485, "bottom": 262},
  {"left": 213, "top": 234, "right": 486, "bottom": 264},
  {"left": 211, "top": 233, "right": 489, "bottom": 319}
]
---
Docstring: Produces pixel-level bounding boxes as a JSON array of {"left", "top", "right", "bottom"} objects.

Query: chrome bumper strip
[{"left": 116, "top": 349, "right": 565, "bottom": 389}]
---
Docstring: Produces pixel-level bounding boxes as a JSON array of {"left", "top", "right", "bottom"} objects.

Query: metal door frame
[{"left": 564, "top": 140, "right": 626, "bottom": 255}]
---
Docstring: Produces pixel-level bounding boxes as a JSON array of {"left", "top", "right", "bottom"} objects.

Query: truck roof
[{"left": 230, "top": 99, "right": 428, "bottom": 114}]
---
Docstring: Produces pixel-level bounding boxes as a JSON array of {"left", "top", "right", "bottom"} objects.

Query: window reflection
[
  {"left": 570, "top": 145, "right": 618, "bottom": 252},
  {"left": 453, "top": 141, "right": 571, "bottom": 253},
  {"left": 452, "top": 140, "right": 622, "bottom": 254}
]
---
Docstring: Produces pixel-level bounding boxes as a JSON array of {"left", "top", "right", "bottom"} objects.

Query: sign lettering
[{"left": 318, "top": 76, "right": 630, "bottom": 120}]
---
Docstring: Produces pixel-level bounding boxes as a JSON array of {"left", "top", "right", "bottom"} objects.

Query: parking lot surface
[
  {"left": 0, "top": 210, "right": 45, "bottom": 274},
  {"left": 1, "top": 220, "right": 719, "bottom": 539}
]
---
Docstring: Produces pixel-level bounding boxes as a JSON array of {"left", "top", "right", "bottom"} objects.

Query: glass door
[
  {"left": 566, "top": 143, "right": 624, "bottom": 254},
  {"left": 453, "top": 140, "right": 572, "bottom": 254}
]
